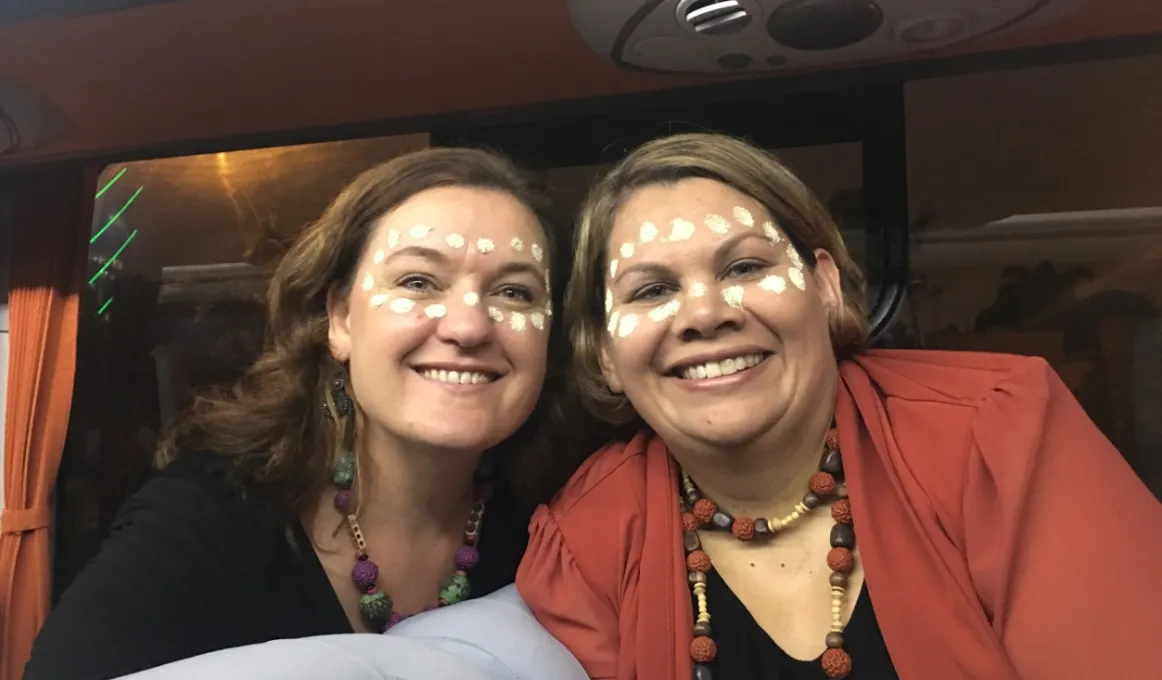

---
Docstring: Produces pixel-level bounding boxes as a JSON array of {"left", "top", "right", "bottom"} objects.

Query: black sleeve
[{"left": 23, "top": 461, "right": 278, "bottom": 680}]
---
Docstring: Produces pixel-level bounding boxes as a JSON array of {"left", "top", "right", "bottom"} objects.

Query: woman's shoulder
[{"left": 851, "top": 348, "right": 1060, "bottom": 406}]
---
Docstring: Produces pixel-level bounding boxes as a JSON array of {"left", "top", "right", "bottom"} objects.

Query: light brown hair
[
  {"left": 567, "top": 133, "right": 869, "bottom": 425},
  {"left": 158, "top": 147, "right": 574, "bottom": 519}
]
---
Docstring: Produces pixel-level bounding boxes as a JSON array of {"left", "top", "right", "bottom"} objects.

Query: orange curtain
[{"left": 0, "top": 166, "right": 95, "bottom": 680}]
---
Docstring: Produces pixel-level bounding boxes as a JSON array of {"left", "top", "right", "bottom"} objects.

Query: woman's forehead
[{"left": 611, "top": 179, "right": 764, "bottom": 240}]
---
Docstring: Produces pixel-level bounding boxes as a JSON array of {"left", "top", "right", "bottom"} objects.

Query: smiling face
[
  {"left": 599, "top": 177, "right": 843, "bottom": 452},
  {"left": 328, "top": 185, "right": 551, "bottom": 454}
]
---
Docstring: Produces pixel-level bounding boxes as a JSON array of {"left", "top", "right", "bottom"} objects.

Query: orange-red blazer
[{"left": 517, "top": 350, "right": 1162, "bottom": 679}]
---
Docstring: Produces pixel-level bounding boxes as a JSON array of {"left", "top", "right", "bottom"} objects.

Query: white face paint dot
[
  {"left": 425, "top": 304, "right": 447, "bottom": 319},
  {"left": 733, "top": 206, "right": 755, "bottom": 227},
  {"left": 445, "top": 233, "right": 466, "bottom": 249},
  {"left": 389, "top": 298, "right": 415, "bottom": 314},
  {"left": 531, "top": 244, "right": 543, "bottom": 262},
  {"left": 408, "top": 224, "right": 431, "bottom": 239},
  {"left": 690, "top": 282, "right": 707, "bottom": 298},
  {"left": 607, "top": 309, "right": 620, "bottom": 336},
  {"left": 759, "top": 275, "right": 786, "bottom": 294},
  {"left": 648, "top": 299, "right": 681, "bottom": 322},
  {"left": 605, "top": 289, "right": 613, "bottom": 314},
  {"left": 476, "top": 238, "right": 495, "bottom": 253},
  {"left": 361, "top": 273, "right": 375, "bottom": 291},
  {"left": 705, "top": 214, "right": 731, "bottom": 235},
  {"left": 723, "top": 285, "right": 744, "bottom": 308},
  {"left": 510, "top": 237, "right": 524, "bottom": 252},
  {"left": 545, "top": 302, "right": 553, "bottom": 317},
  {"left": 510, "top": 312, "right": 527, "bottom": 331},
  {"left": 463, "top": 291, "right": 479, "bottom": 307},
  {"left": 610, "top": 259, "right": 619, "bottom": 279},
  {"left": 639, "top": 222, "right": 659, "bottom": 243},
  {"left": 373, "top": 249, "right": 386, "bottom": 265},
  {"left": 369, "top": 293, "right": 390, "bottom": 308},
  {"left": 530, "top": 311, "right": 546, "bottom": 330},
  {"left": 616, "top": 313, "right": 639, "bottom": 338},
  {"left": 388, "top": 230, "right": 401, "bottom": 248},
  {"left": 788, "top": 267, "right": 807, "bottom": 291},
  {"left": 668, "top": 218, "right": 695, "bottom": 242},
  {"left": 763, "top": 222, "right": 781, "bottom": 243},
  {"left": 786, "top": 244, "right": 805, "bottom": 269},
  {"left": 619, "top": 242, "right": 635, "bottom": 258},
  {"left": 487, "top": 306, "right": 504, "bottom": 323}
]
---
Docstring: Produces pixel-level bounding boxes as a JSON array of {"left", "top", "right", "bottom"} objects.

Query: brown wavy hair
[
  {"left": 158, "top": 147, "right": 573, "bottom": 519},
  {"left": 566, "top": 133, "right": 869, "bottom": 425}
]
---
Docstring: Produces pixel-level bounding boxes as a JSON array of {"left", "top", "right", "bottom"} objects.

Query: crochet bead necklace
[
  {"left": 332, "top": 449, "right": 489, "bottom": 633},
  {"left": 678, "top": 427, "right": 856, "bottom": 679}
]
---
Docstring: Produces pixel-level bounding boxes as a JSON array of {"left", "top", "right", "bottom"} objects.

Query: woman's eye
[
  {"left": 398, "top": 275, "right": 437, "bottom": 293},
  {"left": 497, "top": 284, "right": 535, "bottom": 303},
  {"left": 632, "top": 283, "right": 673, "bottom": 301},
  {"left": 725, "top": 260, "right": 766, "bottom": 279}
]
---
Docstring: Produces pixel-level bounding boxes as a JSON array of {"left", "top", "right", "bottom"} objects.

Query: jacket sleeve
[
  {"left": 516, "top": 504, "right": 620, "bottom": 680},
  {"left": 23, "top": 468, "right": 273, "bottom": 680},
  {"left": 965, "top": 357, "right": 1162, "bottom": 679}
]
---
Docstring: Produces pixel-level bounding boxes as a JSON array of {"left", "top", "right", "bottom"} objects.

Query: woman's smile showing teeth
[
  {"left": 414, "top": 367, "right": 500, "bottom": 386},
  {"left": 677, "top": 352, "right": 768, "bottom": 380}
]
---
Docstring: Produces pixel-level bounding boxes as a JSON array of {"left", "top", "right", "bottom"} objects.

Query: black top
[
  {"left": 702, "top": 569, "right": 899, "bottom": 679},
  {"left": 24, "top": 453, "right": 527, "bottom": 680}
]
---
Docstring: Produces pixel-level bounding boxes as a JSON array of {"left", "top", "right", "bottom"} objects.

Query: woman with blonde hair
[{"left": 517, "top": 133, "right": 1162, "bottom": 679}]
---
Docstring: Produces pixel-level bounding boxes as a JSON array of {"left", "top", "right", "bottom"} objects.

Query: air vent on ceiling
[{"left": 678, "top": 0, "right": 753, "bottom": 36}]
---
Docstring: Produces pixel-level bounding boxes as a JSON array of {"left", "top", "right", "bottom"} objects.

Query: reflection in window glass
[
  {"left": 899, "top": 56, "right": 1162, "bottom": 499},
  {"left": 55, "top": 135, "right": 429, "bottom": 599}
]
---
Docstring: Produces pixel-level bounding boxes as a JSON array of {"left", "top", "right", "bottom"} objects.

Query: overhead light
[{"left": 897, "top": 16, "right": 967, "bottom": 44}]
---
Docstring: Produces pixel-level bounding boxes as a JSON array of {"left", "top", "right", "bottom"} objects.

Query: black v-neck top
[
  {"left": 699, "top": 569, "right": 900, "bottom": 679},
  {"left": 24, "top": 452, "right": 527, "bottom": 680}
]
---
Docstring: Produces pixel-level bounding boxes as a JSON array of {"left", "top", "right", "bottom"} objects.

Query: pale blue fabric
[{"left": 118, "top": 586, "right": 586, "bottom": 680}]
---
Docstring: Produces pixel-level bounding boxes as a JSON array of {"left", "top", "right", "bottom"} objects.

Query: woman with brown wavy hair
[
  {"left": 24, "top": 147, "right": 575, "bottom": 680},
  {"left": 516, "top": 133, "right": 1162, "bottom": 680}
]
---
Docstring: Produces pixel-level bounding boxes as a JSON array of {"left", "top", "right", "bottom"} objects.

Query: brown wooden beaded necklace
[{"left": 677, "top": 427, "right": 856, "bottom": 680}]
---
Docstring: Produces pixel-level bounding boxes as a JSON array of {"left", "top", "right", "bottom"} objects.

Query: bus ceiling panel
[{"left": 0, "top": 0, "right": 180, "bottom": 25}]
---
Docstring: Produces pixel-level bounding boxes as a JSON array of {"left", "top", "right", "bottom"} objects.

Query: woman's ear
[
  {"left": 811, "top": 249, "right": 844, "bottom": 318},
  {"left": 598, "top": 339, "right": 624, "bottom": 394},
  {"left": 327, "top": 286, "right": 353, "bottom": 362}
]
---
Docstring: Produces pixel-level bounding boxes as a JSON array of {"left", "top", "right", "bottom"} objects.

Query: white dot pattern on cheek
[
  {"left": 373, "top": 249, "right": 386, "bottom": 265},
  {"left": 445, "top": 233, "right": 466, "bottom": 249},
  {"left": 388, "top": 230, "right": 401, "bottom": 248},
  {"left": 425, "top": 304, "right": 447, "bottom": 319},
  {"left": 463, "top": 291, "right": 479, "bottom": 307},
  {"left": 361, "top": 273, "right": 375, "bottom": 292},
  {"left": 369, "top": 293, "right": 390, "bottom": 308},
  {"left": 639, "top": 222, "right": 658, "bottom": 243},
  {"left": 530, "top": 311, "right": 546, "bottom": 330},
  {"left": 733, "top": 206, "right": 755, "bottom": 227},
  {"left": 617, "top": 313, "right": 639, "bottom": 338},
  {"left": 668, "top": 218, "right": 695, "bottom": 242},
  {"left": 610, "top": 259, "right": 619, "bottom": 278},
  {"left": 607, "top": 309, "right": 620, "bottom": 336},
  {"left": 723, "top": 285, "right": 744, "bottom": 308},
  {"left": 510, "top": 312, "right": 527, "bottom": 331},
  {"left": 605, "top": 289, "right": 613, "bottom": 314},
  {"left": 409, "top": 224, "right": 432, "bottom": 239},
  {"left": 389, "top": 298, "right": 415, "bottom": 314},
  {"left": 786, "top": 244, "right": 805, "bottom": 270},
  {"left": 648, "top": 299, "right": 681, "bottom": 322},
  {"left": 476, "top": 238, "right": 495, "bottom": 253},
  {"left": 690, "top": 282, "right": 707, "bottom": 298},
  {"left": 759, "top": 275, "right": 786, "bottom": 294},
  {"left": 510, "top": 237, "right": 524, "bottom": 252},
  {"left": 705, "top": 214, "right": 731, "bottom": 235},
  {"left": 788, "top": 267, "right": 807, "bottom": 291},
  {"left": 531, "top": 244, "right": 543, "bottom": 262},
  {"left": 763, "top": 222, "right": 781, "bottom": 243},
  {"left": 487, "top": 306, "right": 504, "bottom": 323},
  {"left": 619, "top": 242, "right": 635, "bottom": 258}
]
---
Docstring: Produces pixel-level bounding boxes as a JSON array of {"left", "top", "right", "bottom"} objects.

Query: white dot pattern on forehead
[
  {"left": 605, "top": 289, "right": 613, "bottom": 314},
  {"left": 690, "top": 282, "right": 707, "bottom": 298},
  {"left": 531, "top": 244, "right": 544, "bottom": 263},
  {"left": 668, "top": 218, "right": 695, "bottom": 242},
  {"left": 463, "top": 291, "right": 479, "bottom": 307},
  {"left": 361, "top": 273, "right": 375, "bottom": 291},
  {"left": 389, "top": 298, "right": 415, "bottom": 314},
  {"left": 616, "top": 313, "right": 639, "bottom": 338},
  {"left": 733, "top": 206, "right": 755, "bottom": 227},
  {"left": 409, "top": 224, "right": 432, "bottom": 239},
  {"left": 648, "top": 299, "right": 681, "bottom": 322},
  {"left": 763, "top": 222, "right": 781, "bottom": 243},
  {"left": 530, "top": 311, "right": 546, "bottom": 330},
  {"left": 510, "top": 237, "right": 524, "bottom": 251},
  {"left": 445, "top": 233, "right": 466, "bottom": 249},
  {"left": 759, "top": 274, "right": 786, "bottom": 294},
  {"left": 476, "top": 238, "right": 495, "bottom": 253},
  {"left": 639, "top": 222, "right": 658, "bottom": 243},
  {"left": 619, "top": 242, "right": 635, "bottom": 258},
  {"left": 425, "top": 304, "right": 447, "bottom": 319},
  {"left": 704, "top": 214, "right": 731, "bottom": 235},
  {"left": 607, "top": 309, "right": 620, "bottom": 335},
  {"left": 373, "top": 249, "right": 386, "bottom": 265},
  {"left": 388, "top": 230, "right": 401, "bottom": 248},
  {"left": 369, "top": 293, "right": 390, "bottom": 308},
  {"left": 510, "top": 312, "right": 527, "bottom": 331},
  {"left": 487, "top": 306, "right": 504, "bottom": 323},
  {"left": 610, "top": 259, "right": 619, "bottom": 278},
  {"left": 788, "top": 267, "right": 807, "bottom": 291},
  {"left": 723, "top": 285, "right": 744, "bottom": 308}
]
